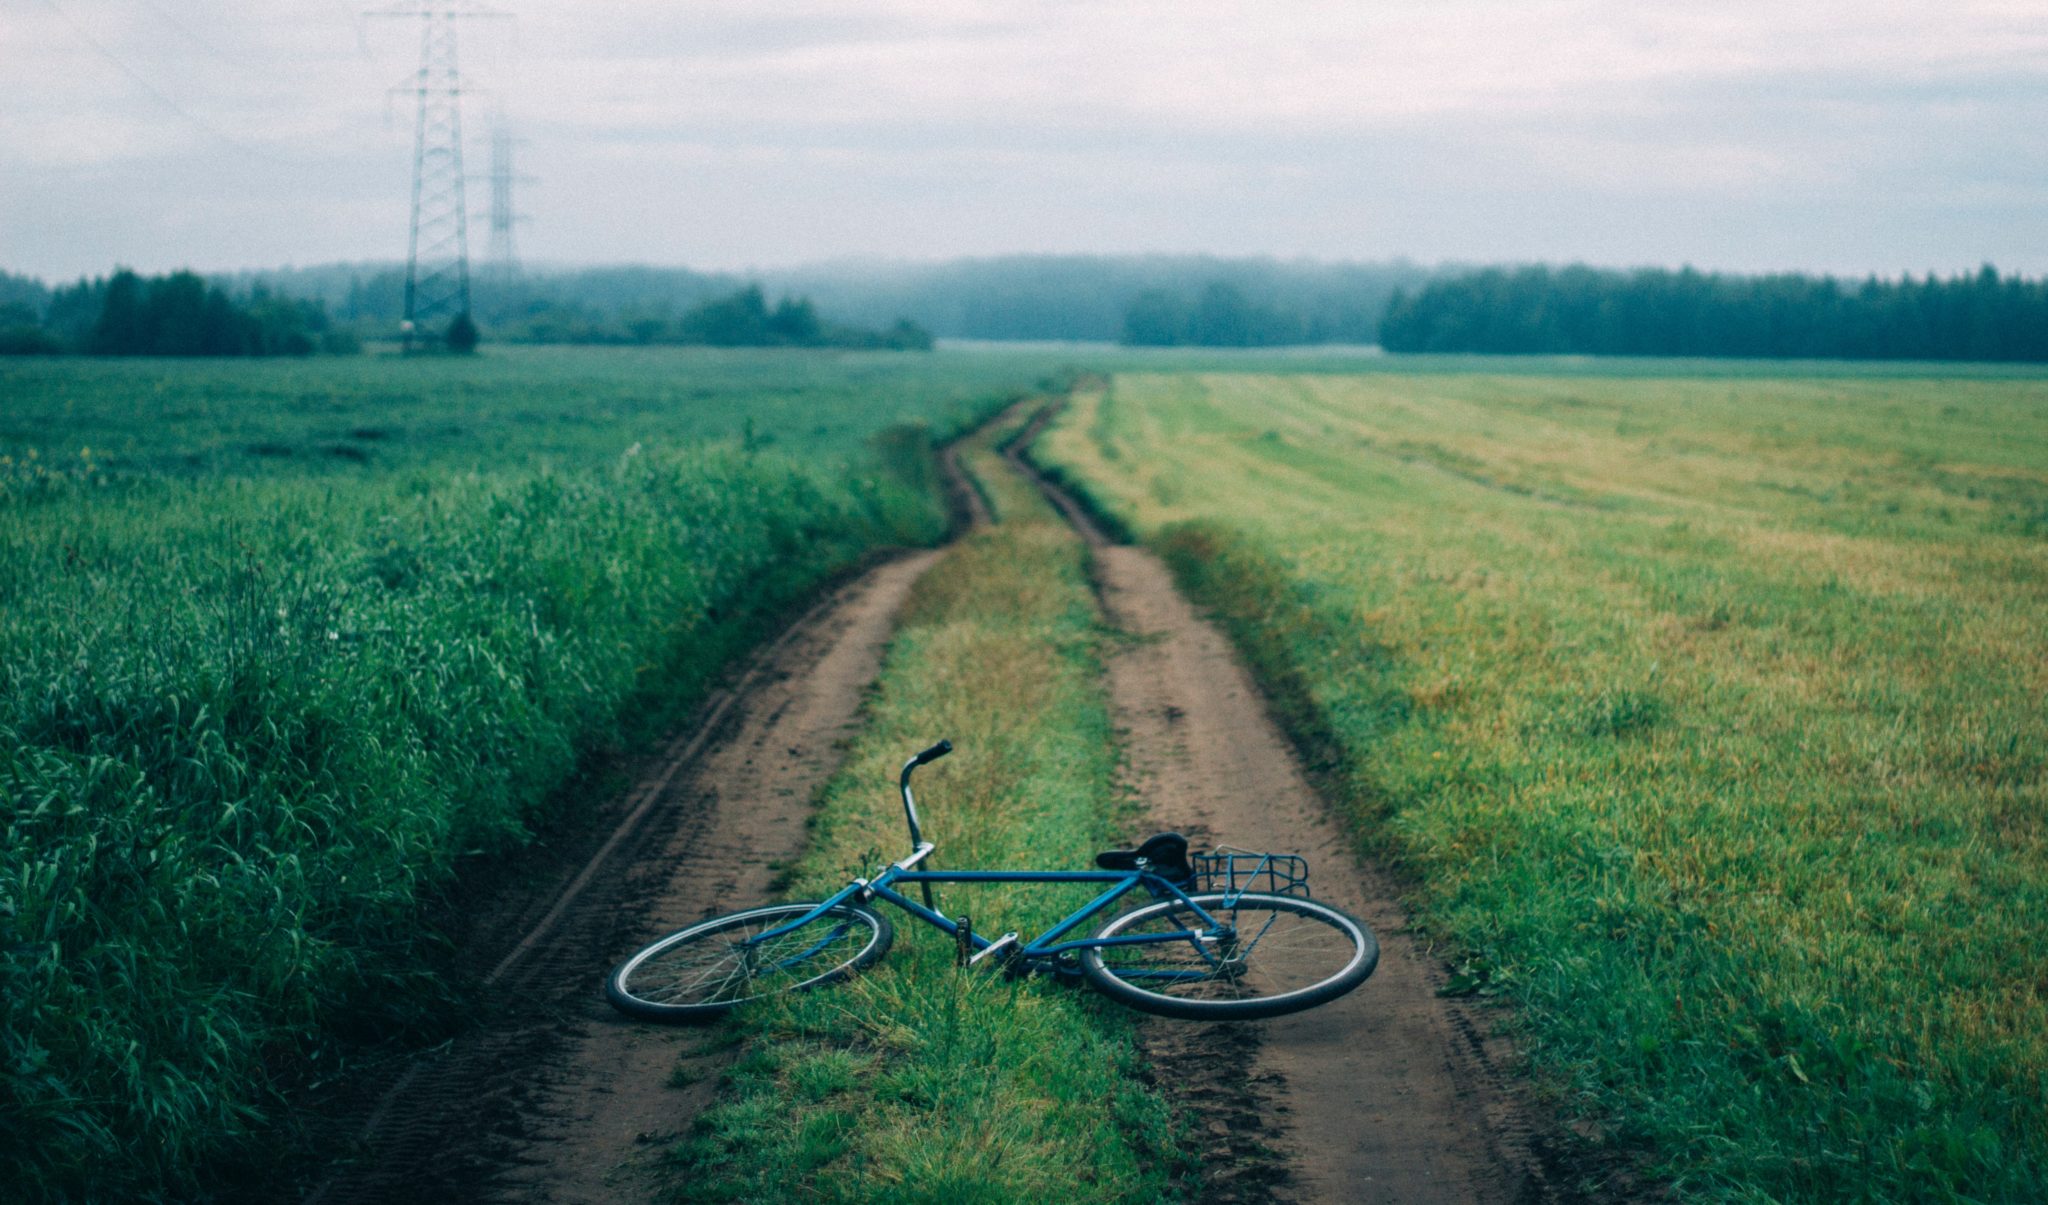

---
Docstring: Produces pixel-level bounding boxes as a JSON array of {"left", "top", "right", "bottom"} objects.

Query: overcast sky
[{"left": 3, "top": 0, "right": 2044, "bottom": 281}]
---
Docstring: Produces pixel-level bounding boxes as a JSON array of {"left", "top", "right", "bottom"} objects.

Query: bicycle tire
[
  {"left": 606, "top": 901, "right": 893, "bottom": 1022},
  {"left": 1080, "top": 892, "right": 1377, "bottom": 1020}
]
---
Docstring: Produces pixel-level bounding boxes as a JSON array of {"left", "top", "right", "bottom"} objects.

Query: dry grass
[{"left": 1040, "top": 368, "right": 2048, "bottom": 1202}]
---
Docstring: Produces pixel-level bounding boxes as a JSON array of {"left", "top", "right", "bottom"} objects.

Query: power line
[
  {"left": 133, "top": 0, "right": 233, "bottom": 62},
  {"left": 35, "top": 0, "right": 283, "bottom": 162}
]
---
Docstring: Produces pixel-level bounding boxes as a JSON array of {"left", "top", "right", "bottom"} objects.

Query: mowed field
[
  {"left": 0, "top": 347, "right": 1058, "bottom": 1201},
  {"left": 1038, "top": 370, "right": 2048, "bottom": 1201}
]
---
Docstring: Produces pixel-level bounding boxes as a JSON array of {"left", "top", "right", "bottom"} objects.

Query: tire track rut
[
  {"left": 303, "top": 553, "right": 940, "bottom": 1205},
  {"left": 1007, "top": 409, "right": 1561, "bottom": 1205},
  {"left": 487, "top": 549, "right": 941, "bottom": 1203}
]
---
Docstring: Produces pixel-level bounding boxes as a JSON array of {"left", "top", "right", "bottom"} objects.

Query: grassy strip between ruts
[
  {"left": 1035, "top": 372, "right": 2048, "bottom": 1203},
  {"left": 659, "top": 408, "right": 1190, "bottom": 1204}
]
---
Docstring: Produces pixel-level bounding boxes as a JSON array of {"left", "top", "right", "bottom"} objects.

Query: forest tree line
[
  {"left": 11, "top": 258, "right": 2046, "bottom": 361},
  {"left": 0, "top": 269, "right": 929, "bottom": 355},
  {"left": 1119, "top": 280, "right": 1338, "bottom": 347},
  {"left": 8, "top": 255, "right": 1422, "bottom": 350},
  {"left": 1378, "top": 264, "right": 2048, "bottom": 361},
  {"left": 0, "top": 269, "right": 355, "bottom": 357},
  {"left": 237, "top": 255, "right": 1427, "bottom": 346},
  {"left": 660, "top": 285, "right": 932, "bottom": 350}
]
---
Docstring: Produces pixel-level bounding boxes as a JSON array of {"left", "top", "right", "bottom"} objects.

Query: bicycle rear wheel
[
  {"left": 1081, "top": 892, "right": 1376, "bottom": 1020},
  {"left": 606, "top": 901, "right": 893, "bottom": 1022}
]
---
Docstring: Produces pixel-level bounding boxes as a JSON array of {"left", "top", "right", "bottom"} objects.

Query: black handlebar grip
[{"left": 914, "top": 739, "right": 953, "bottom": 766}]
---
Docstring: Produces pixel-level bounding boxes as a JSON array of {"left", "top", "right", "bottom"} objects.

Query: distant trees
[
  {"left": 356, "top": 282, "right": 933, "bottom": 349},
  {"left": 681, "top": 286, "right": 807, "bottom": 346},
  {"left": 658, "top": 286, "right": 930, "bottom": 350},
  {"left": 33, "top": 257, "right": 2040, "bottom": 361},
  {"left": 0, "top": 268, "right": 354, "bottom": 357},
  {"left": 1121, "top": 290, "right": 1185, "bottom": 346},
  {"left": 875, "top": 319, "right": 937, "bottom": 352},
  {"left": 0, "top": 270, "right": 48, "bottom": 318},
  {"left": 232, "top": 256, "right": 1430, "bottom": 346},
  {"left": 1121, "top": 281, "right": 1310, "bottom": 347},
  {"left": 784, "top": 255, "right": 1427, "bottom": 344},
  {"left": 1380, "top": 264, "right": 2048, "bottom": 362},
  {"left": 0, "top": 278, "right": 60, "bottom": 353}
]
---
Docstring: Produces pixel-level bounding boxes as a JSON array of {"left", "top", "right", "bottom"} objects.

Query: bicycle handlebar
[
  {"left": 898, "top": 741, "right": 951, "bottom": 906},
  {"left": 898, "top": 739, "right": 951, "bottom": 853}
]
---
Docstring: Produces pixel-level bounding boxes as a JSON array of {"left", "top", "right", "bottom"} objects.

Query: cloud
[{"left": 2, "top": 0, "right": 2044, "bottom": 278}]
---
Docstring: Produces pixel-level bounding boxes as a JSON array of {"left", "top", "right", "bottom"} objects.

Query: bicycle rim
[
  {"left": 1081, "top": 893, "right": 1377, "bottom": 1020},
  {"left": 607, "top": 902, "right": 891, "bottom": 1019}
]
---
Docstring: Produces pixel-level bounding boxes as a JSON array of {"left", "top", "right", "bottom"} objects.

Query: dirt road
[
  {"left": 303, "top": 548, "right": 945, "bottom": 1204},
  {"left": 308, "top": 401, "right": 1562, "bottom": 1204},
  {"left": 1009, "top": 414, "right": 1558, "bottom": 1204},
  {"left": 300, "top": 403, "right": 1033, "bottom": 1204},
  {"left": 493, "top": 550, "right": 945, "bottom": 1201}
]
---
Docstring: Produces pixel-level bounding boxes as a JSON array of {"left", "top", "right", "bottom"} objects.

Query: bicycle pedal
[{"left": 968, "top": 933, "right": 1020, "bottom": 968}]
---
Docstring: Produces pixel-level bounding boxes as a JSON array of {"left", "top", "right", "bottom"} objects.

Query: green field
[
  {"left": 10, "top": 345, "right": 2047, "bottom": 1201},
  {"left": 1038, "top": 370, "right": 2048, "bottom": 1201},
  {"left": 25, "top": 345, "right": 1999, "bottom": 490},
  {"left": 0, "top": 346, "right": 1069, "bottom": 479},
  {"left": 0, "top": 347, "right": 1060, "bottom": 1201}
]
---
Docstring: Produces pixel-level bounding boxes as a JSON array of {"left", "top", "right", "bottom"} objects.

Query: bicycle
[{"left": 605, "top": 740, "right": 1379, "bottom": 1022}]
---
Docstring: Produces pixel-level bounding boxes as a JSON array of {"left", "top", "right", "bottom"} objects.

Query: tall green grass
[
  {"left": 0, "top": 426, "right": 962, "bottom": 1200},
  {"left": 661, "top": 408, "right": 1188, "bottom": 1203},
  {"left": 1039, "top": 371, "right": 2048, "bottom": 1202},
  {"left": 0, "top": 346, "right": 1066, "bottom": 479}
]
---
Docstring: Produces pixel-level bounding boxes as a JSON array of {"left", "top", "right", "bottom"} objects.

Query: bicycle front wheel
[
  {"left": 1081, "top": 892, "right": 1377, "bottom": 1021},
  {"left": 606, "top": 901, "right": 893, "bottom": 1022}
]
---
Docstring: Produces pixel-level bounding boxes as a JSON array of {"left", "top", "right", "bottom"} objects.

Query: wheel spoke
[
  {"left": 611, "top": 904, "right": 888, "bottom": 1016},
  {"left": 1085, "top": 893, "right": 1374, "bottom": 1015},
  {"left": 1237, "top": 910, "right": 1282, "bottom": 958}
]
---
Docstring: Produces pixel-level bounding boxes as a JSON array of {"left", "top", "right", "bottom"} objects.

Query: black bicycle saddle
[{"left": 1095, "top": 832, "right": 1194, "bottom": 883}]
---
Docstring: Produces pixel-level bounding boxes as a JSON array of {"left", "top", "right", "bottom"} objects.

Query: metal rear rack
[{"left": 1191, "top": 847, "right": 1310, "bottom": 902}]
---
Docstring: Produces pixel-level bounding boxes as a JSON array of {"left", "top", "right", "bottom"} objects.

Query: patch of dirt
[
  {"left": 487, "top": 549, "right": 942, "bottom": 1203},
  {"left": 300, "top": 551, "right": 941, "bottom": 1205},
  {"left": 1009, "top": 412, "right": 1564, "bottom": 1205},
  {"left": 940, "top": 434, "right": 995, "bottom": 529},
  {"left": 1145, "top": 1016, "right": 1296, "bottom": 1204}
]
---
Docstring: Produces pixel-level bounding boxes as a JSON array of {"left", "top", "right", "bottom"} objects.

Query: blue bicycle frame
[{"left": 748, "top": 741, "right": 1234, "bottom": 974}]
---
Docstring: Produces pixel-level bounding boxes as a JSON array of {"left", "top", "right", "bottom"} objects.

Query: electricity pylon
[
  {"left": 369, "top": 1, "right": 508, "bottom": 351},
  {"left": 483, "top": 110, "right": 533, "bottom": 276}
]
